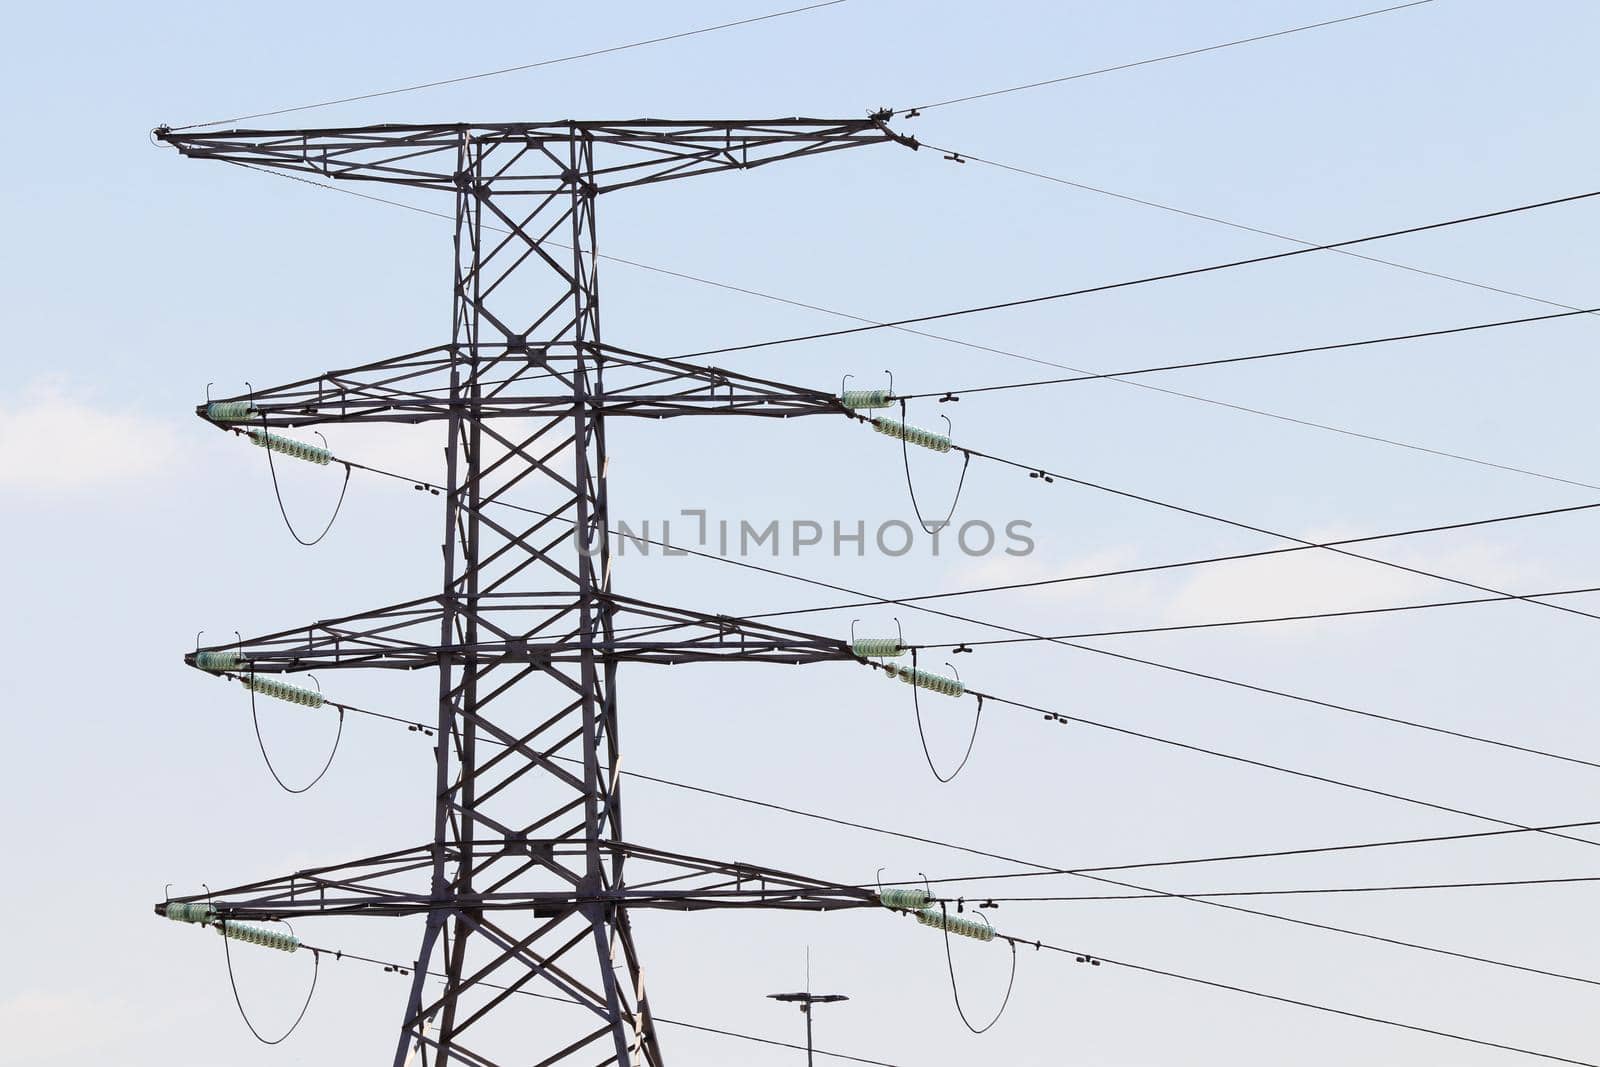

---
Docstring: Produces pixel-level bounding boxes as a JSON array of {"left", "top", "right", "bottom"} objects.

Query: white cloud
[
  {"left": 0, "top": 385, "right": 179, "bottom": 491},
  {"left": 1160, "top": 536, "right": 1545, "bottom": 636}
]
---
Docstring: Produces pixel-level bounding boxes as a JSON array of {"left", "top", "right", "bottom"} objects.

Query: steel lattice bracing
[{"left": 158, "top": 117, "right": 911, "bottom": 1067}]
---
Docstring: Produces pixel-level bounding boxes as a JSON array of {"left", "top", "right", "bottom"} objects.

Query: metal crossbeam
[
  {"left": 159, "top": 115, "right": 910, "bottom": 1067},
  {"left": 199, "top": 343, "right": 849, "bottom": 425}
]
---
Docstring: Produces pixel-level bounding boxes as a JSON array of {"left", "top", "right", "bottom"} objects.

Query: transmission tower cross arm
[
  {"left": 199, "top": 342, "right": 850, "bottom": 429},
  {"left": 187, "top": 592, "right": 856, "bottom": 673},
  {"left": 157, "top": 840, "right": 878, "bottom": 922},
  {"left": 154, "top": 116, "right": 916, "bottom": 193}
]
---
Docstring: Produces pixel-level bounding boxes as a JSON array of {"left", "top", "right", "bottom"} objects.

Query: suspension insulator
[
  {"left": 207, "top": 400, "right": 260, "bottom": 423},
  {"left": 871, "top": 416, "right": 952, "bottom": 453},
  {"left": 220, "top": 920, "right": 301, "bottom": 954},
  {"left": 841, "top": 389, "right": 891, "bottom": 411},
  {"left": 852, "top": 637, "right": 906, "bottom": 659},
  {"left": 916, "top": 907, "right": 995, "bottom": 942},
  {"left": 245, "top": 675, "right": 325, "bottom": 709},
  {"left": 878, "top": 887, "right": 933, "bottom": 910},
  {"left": 884, "top": 663, "right": 965, "bottom": 698},
  {"left": 195, "top": 650, "right": 245, "bottom": 673},
  {"left": 246, "top": 429, "right": 331, "bottom": 466},
  {"left": 166, "top": 901, "right": 218, "bottom": 925}
]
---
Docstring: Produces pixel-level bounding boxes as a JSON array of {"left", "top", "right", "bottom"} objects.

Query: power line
[
  {"left": 931, "top": 147, "right": 1600, "bottom": 328},
  {"left": 897, "top": 1, "right": 1437, "bottom": 115},
  {"left": 952, "top": 437, "right": 1600, "bottom": 625},
  {"left": 222, "top": 156, "right": 1600, "bottom": 494},
  {"left": 250, "top": 659, "right": 1600, "bottom": 991},
  {"left": 959, "top": 873, "right": 1600, "bottom": 903},
  {"left": 674, "top": 185, "right": 1600, "bottom": 359},
  {"left": 993, "top": 930, "right": 1599, "bottom": 1067},
  {"left": 308, "top": 946, "right": 908, "bottom": 1067},
  {"left": 917, "top": 584, "right": 1600, "bottom": 648},
  {"left": 743, "top": 500, "right": 1600, "bottom": 619},
  {"left": 346, "top": 456, "right": 1600, "bottom": 776},
  {"left": 893, "top": 304, "right": 1600, "bottom": 404},
  {"left": 281, "top": 676, "right": 1600, "bottom": 886},
  {"left": 171, "top": 0, "right": 852, "bottom": 130},
  {"left": 967, "top": 684, "right": 1600, "bottom": 849},
  {"left": 308, "top": 923, "right": 1600, "bottom": 1067}
]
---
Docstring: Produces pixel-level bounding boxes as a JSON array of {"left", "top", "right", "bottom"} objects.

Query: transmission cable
[
  {"left": 674, "top": 186, "right": 1600, "bottom": 359},
  {"left": 257, "top": 673, "right": 1600, "bottom": 990},
  {"left": 979, "top": 927, "right": 1599, "bottom": 1067},
  {"left": 171, "top": 0, "right": 852, "bottom": 130},
  {"left": 327, "top": 462, "right": 1600, "bottom": 857},
  {"left": 950, "top": 873, "right": 1600, "bottom": 903},
  {"left": 220, "top": 158, "right": 1600, "bottom": 493},
  {"left": 310, "top": 944, "right": 908, "bottom": 1067},
  {"left": 925, "top": 145, "right": 1600, "bottom": 330},
  {"left": 893, "top": 305, "right": 1600, "bottom": 403},
  {"left": 742, "top": 499, "right": 1600, "bottom": 619},
  {"left": 916, "top": 584, "right": 1600, "bottom": 648},
  {"left": 344, "top": 455, "right": 1600, "bottom": 774},
  {"left": 949, "top": 436, "right": 1600, "bottom": 625},
  {"left": 896, "top": 1, "right": 1436, "bottom": 116}
]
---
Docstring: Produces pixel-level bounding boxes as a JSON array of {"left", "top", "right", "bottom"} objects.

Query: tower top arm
[{"left": 154, "top": 116, "right": 916, "bottom": 193}]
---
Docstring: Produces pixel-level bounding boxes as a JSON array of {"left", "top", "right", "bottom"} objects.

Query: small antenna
[{"left": 768, "top": 949, "right": 849, "bottom": 1067}]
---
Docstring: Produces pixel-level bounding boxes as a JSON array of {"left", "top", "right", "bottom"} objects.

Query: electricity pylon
[{"left": 153, "top": 117, "right": 915, "bottom": 1066}]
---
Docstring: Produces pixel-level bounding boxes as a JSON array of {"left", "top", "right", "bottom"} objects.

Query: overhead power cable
[
  {"left": 307, "top": 945, "right": 908, "bottom": 1067},
  {"left": 345, "top": 456, "right": 1600, "bottom": 776},
  {"left": 979, "top": 872, "right": 1600, "bottom": 991},
  {"left": 948, "top": 438, "right": 1600, "bottom": 625},
  {"left": 221, "top": 159, "right": 1600, "bottom": 493},
  {"left": 743, "top": 500, "right": 1600, "bottom": 620},
  {"left": 612, "top": 760, "right": 1600, "bottom": 991},
  {"left": 314, "top": 926, "right": 1599, "bottom": 1067},
  {"left": 960, "top": 873, "right": 1600, "bottom": 903},
  {"left": 296, "top": 681, "right": 1600, "bottom": 884},
  {"left": 930, "top": 146, "right": 1600, "bottom": 330},
  {"left": 893, "top": 305, "right": 1600, "bottom": 403},
  {"left": 963, "top": 684, "right": 1600, "bottom": 849},
  {"left": 674, "top": 186, "right": 1600, "bottom": 359},
  {"left": 916, "top": 584, "right": 1600, "bottom": 648},
  {"left": 338, "top": 464, "right": 1600, "bottom": 857},
  {"left": 897, "top": 1, "right": 1436, "bottom": 115},
  {"left": 171, "top": 0, "right": 852, "bottom": 130},
  {"left": 988, "top": 929, "right": 1599, "bottom": 1067},
  {"left": 315, "top": 673, "right": 1600, "bottom": 991},
  {"left": 260, "top": 664, "right": 1600, "bottom": 990}
]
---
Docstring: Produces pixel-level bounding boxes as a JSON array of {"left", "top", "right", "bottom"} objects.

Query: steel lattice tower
[{"left": 154, "top": 117, "right": 915, "bottom": 1065}]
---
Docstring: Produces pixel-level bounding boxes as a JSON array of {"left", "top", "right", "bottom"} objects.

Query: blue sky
[{"left": 5, "top": 1, "right": 1600, "bottom": 1064}]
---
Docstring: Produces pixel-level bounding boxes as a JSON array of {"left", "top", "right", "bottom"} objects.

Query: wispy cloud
[{"left": 0, "top": 384, "right": 179, "bottom": 492}]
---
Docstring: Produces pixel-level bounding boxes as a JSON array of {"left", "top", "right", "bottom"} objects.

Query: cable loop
[
  {"left": 220, "top": 917, "right": 319, "bottom": 1044},
  {"left": 908, "top": 647, "right": 985, "bottom": 782},
  {"left": 897, "top": 399, "right": 970, "bottom": 534},
  {"left": 245, "top": 667, "right": 344, "bottom": 794},
  {"left": 937, "top": 901, "right": 1016, "bottom": 1034},
  {"left": 249, "top": 384, "right": 351, "bottom": 546}
]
